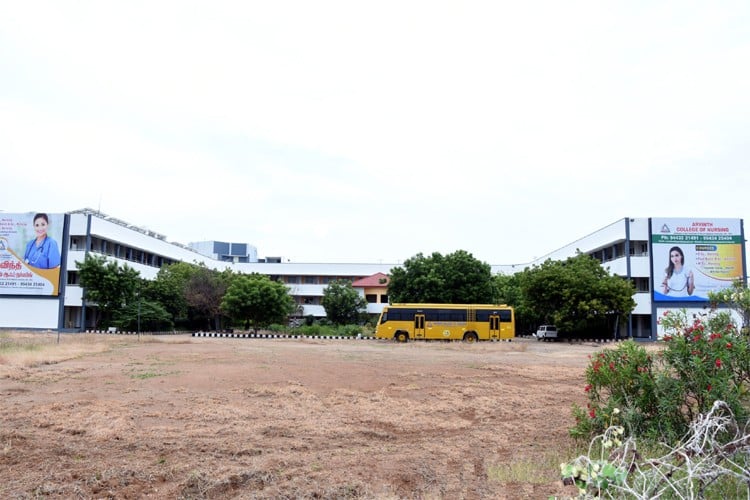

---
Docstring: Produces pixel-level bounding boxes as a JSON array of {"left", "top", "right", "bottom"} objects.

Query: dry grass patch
[
  {"left": 0, "top": 331, "right": 194, "bottom": 378},
  {"left": 0, "top": 332, "right": 107, "bottom": 369},
  {"left": 488, "top": 447, "right": 578, "bottom": 485}
]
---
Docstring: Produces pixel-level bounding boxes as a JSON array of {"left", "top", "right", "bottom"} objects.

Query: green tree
[
  {"left": 184, "top": 265, "right": 232, "bottom": 330},
  {"left": 494, "top": 272, "right": 521, "bottom": 306},
  {"left": 388, "top": 250, "right": 497, "bottom": 304},
  {"left": 77, "top": 254, "right": 140, "bottom": 329},
  {"left": 517, "top": 253, "right": 636, "bottom": 338},
  {"left": 220, "top": 273, "right": 295, "bottom": 332},
  {"left": 113, "top": 297, "right": 174, "bottom": 332},
  {"left": 321, "top": 279, "right": 368, "bottom": 325},
  {"left": 493, "top": 272, "right": 534, "bottom": 333},
  {"left": 145, "top": 261, "right": 198, "bottom": 326}
]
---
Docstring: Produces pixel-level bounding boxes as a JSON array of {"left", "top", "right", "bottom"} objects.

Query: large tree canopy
[
  {"left": 516, "top": 253, "right": 636, "bottom": 337},
  {"left": 220, "top": 273, "right": 295, "bottom": 331},
  {"left": 184, "top": 265, "right": 233, "bottom": 330},
  {"left": 388, "top": 250, "right": 498, "bottom": 304},
  {"left": 321, "top": 279, "right": 368, "bottom": 325}
]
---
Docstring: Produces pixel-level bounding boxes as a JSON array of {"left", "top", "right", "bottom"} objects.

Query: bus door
[
  {"left": 489, "top": 315, "right": 500, "bottom": 339},
  {"left": 414, "top": 314, "right": 425, "bottom": 339}
]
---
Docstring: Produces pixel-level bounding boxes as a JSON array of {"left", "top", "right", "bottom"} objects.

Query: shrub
[
  {"left": 296, "top": 324, "right": 326, "bottom": 337},
  {"left": 338, "top": 324, "right": 362, "bottom": 337},
  {"left": 571, "top": 308, "right": 750, "bottom": 445},
  {"left": 570, "top": 340, "right": 659, "bottom": 441}
]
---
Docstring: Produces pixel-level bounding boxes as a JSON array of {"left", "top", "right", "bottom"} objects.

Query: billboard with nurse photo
[
  {"left": 651, "top": 217, "right": 745, "bottom": 303},
  {"left": 0, "top": 212, "right": 64, "bottom": 296}
]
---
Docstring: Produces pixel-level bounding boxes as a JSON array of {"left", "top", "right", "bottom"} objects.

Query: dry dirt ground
[{"left": 0, "top": 334, "right": 611, "bottom": 499}]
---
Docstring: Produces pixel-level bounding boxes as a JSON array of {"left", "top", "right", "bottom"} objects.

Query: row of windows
[
  {"left": 67, "top": 270, "right": 653, "bottom": 297},
  {"left": 299, "top": 294, "right": 388, "bottom": 305},
  {"left": 67, "top": 237, "right": 380, "bottom": 291},
  {"left": 283, "top": 276, "right": 362, "bottom": 285},
  {"left": 71, "top": 239, "right": 373, "bottom": 288},
  {"left": 365, "top": 294, "right": 388, "bottom": 304},
  {"left": 589, "top": 240, "right": 648, "bottom": 263},
  {"left": 84, "top": 236, "right": 178, "bottom": 268},
  {"left": 590, "top": 240, "right": 649, "bottom": 263}
]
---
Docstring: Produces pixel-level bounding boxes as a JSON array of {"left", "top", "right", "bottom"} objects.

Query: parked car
[{"left": 535, "top": 325, "right": 558, "bottom": 341}]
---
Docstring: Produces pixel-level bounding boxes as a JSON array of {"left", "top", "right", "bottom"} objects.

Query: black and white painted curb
[
  {"left": 192, "top": 332, "right": 375, "bottom": 340},
  {"left": 85, "top": 330, "right": 185, "bottom": 336},
  {"left": 521, "top": 334, "right": 627, "bottom": 343},
  {"left": 191, "top": 332, "right": 514, "bottom": 341}
]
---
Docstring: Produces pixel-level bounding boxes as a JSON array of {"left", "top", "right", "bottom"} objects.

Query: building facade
[
  {"left": 524, "top": 217, "right": 747, "bottom": 339},
  {"left": 0, "top": 211, "right": 745, "bottom": 339},
  {"left": 0, "top": 209, "right": 394, "bottom": 331}
]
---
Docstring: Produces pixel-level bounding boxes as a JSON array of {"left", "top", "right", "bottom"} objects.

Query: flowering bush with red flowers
[
  {"left": 571, "top": 309, "right": 750, "bottom": 444},
  {"left": 570, "top": 340, "right": 658, "bottom": 441}
]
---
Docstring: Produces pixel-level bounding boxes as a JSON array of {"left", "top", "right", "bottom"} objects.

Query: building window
[
  {"left": 286, "top": 276, "right": 299, "bottom": 284},
  {"left": 304, "top": 276, "right": 317, "bottom": 284},
  {"left": 380, "top": 294, "right": 388, "bottom": 303},
  {"left": 366, "top": 294, "right": 377, "bottom": 303}
]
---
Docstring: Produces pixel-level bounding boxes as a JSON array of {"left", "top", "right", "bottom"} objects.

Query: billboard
[
  {"left": 651, "top": 217, "right": 744, "bottom": 302},
  {"left": 0, "top": 212, "right": 64, "bottom": 296}
]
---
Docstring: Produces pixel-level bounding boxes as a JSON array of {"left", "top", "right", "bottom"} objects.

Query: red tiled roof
[{"left": 352, "top": 272, "right": 389, "bottom": 287}]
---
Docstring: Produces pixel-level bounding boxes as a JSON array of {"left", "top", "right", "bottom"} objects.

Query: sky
[{"left": 1, "top": 1, "right": 748, "bottom": 265}]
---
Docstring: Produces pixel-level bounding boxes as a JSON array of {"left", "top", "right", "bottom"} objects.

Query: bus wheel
[
  {"left": 395, "top": 332, "right": 408, "bottom": 343},
  {"left": 463, "top": 332, "right": 478, "bottom": 343}
]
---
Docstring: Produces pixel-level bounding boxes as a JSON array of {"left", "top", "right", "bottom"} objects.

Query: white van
[{"left": 535, "top": 325, "right": 558, "bottom": 340}]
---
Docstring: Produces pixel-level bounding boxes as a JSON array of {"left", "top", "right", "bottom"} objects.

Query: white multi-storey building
[
  {"left": 0, "top": 210, "right": 744, "bottom": 340},
  {"left": 0, "top": 209, "right": 393, "bottom": 331},
  {"left": 525, "top": 217, "right": 746, "bottom": 339}
]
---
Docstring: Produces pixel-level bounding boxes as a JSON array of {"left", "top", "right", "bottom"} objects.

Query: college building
[
  {"left": 528, "top": 217, "right": 746, "bottom": 339},
  {"left": 0, "top": 210, "right": 745, "bottom": 340}
]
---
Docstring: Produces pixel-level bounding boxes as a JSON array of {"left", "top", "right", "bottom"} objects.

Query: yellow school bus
[{"left": 375, "top": 303, "right": 515, "bottom": 342}]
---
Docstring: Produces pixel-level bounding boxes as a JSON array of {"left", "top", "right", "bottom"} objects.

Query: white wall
[{"left": 0, "top": 298, "right": 59, "bottom": 329}]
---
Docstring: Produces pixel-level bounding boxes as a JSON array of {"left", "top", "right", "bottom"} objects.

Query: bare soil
[{"left": 0, "top": 335, "right": 608, "bottom": 499}]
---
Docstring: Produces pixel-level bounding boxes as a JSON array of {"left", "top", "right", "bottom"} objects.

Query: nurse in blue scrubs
[{"left": 23, "top": 213, "right": 61, "bottom": 269}]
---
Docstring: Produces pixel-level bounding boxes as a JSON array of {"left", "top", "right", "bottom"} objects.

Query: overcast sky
[{"left": 2, "top": 1, "right": 748, "bottom": 265}]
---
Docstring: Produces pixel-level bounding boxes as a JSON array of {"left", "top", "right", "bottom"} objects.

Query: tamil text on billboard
[
  {"left": 0, "top": 212, "right": 64, "bottom": 296},
  {"left": 651, "top": 217, "right": 744, "bottom": 302}
]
